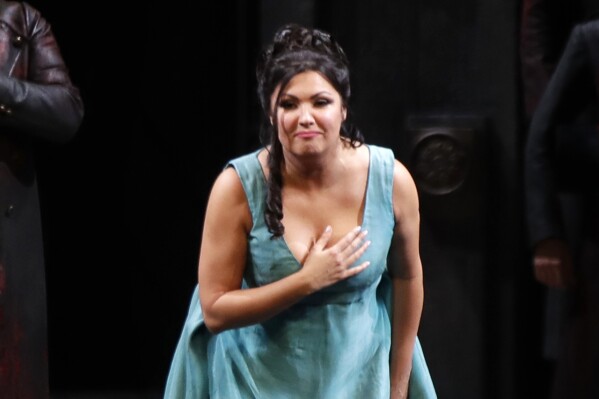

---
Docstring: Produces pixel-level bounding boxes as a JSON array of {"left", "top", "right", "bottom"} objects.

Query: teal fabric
[{"left": 164, "top": 145, "right": 436, "bottom": 398}]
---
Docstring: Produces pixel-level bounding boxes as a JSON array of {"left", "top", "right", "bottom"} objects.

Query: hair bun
[{"left": 268, "top": 23, "right": 348, "bottom": 67}]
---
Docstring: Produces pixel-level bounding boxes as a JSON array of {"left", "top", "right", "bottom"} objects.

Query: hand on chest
[{"left": 281, "top": 187, "right": 366, "bottom": 263}]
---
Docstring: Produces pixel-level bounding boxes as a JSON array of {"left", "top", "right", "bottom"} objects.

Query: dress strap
[
  {"left": 226, "top": 148, "right": 266, "bottom": 226},
  {"left": 365, "top": 144, "right": 396, "bottom": 228}
]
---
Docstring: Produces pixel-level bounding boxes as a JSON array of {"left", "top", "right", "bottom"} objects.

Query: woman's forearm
[{"left": 390, "top": 276, "right": 424, "bottom": 397}]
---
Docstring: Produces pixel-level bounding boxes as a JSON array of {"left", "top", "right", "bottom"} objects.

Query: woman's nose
[{"left": 298, "top": 105, "right": 315, "bottom": 126}]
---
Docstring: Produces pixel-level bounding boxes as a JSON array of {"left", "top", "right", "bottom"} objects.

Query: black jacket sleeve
[{"left": 0, "top": 2, "right": 84, "bottom": 144}]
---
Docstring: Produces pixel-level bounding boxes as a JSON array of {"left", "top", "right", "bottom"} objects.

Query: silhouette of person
[
  {"left": 524, "top": 15, "right": 599, "bottom": 399},
  {"left": 0, "top": 1, "right": 83, "bottom": 397}
]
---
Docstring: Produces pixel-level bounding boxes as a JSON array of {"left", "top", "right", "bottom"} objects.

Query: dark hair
[{"left": 256, "top": 23, "right": 364, "bottom": 238}]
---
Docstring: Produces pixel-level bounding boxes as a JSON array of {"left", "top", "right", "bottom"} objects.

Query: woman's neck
[{"left": 282, "top": 139, "right": 350, "bottom": 189}]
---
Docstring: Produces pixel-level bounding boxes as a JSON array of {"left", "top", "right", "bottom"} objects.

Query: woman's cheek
[
  {"left": 280, "top": 113, "right": 296, "bottom": 136},
  {"left": 277, "top": 116, "right": 291, "bottom": 146}
]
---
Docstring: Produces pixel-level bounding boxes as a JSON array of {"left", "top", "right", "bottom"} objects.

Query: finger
[
  {"left": 334, "top": 225, "right": 363, "bottom": 250},
  {"left": 548, "top": 270, "right": 563, "bottom": 288},
  {"left": 343, "top": 261, "right": 370, "bottom": 278},
  {"left": 343, "top": 239, "right": 371, "bottom": 266},
  {"left": 542, "top": 267, "right": 559, "bottom": 288},
  {"left": 550, "top": 264, "right": 566, "bottom": 288},
  {"left": 534, "top": 264, "right": 554, "bottom": 287},
  {"left": 337, "top": 227, "right": 367, "bottom": 255},
  {"left": 534, "top": 258, "right": 561, "bottom": 287},
  {"left": 313, "top": 225, "right": 333, "bottom": 251}
]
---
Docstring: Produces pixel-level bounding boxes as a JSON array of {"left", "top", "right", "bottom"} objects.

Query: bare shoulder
[
  {"left": 207, "top": 166, "right": 252, "bottom": 232},
  {"left": 392, "top": 159, "right": 417, "bottom": 193},
  {"left": 212, "top": 167, "right": 245, "bottom": 199},
  {"left": 392, "top": 159, "right": 419, "bottom": 220}
]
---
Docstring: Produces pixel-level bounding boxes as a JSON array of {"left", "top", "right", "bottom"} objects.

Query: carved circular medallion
[{"left": 411, "top": 131, "right": 469, "bottom": 195}]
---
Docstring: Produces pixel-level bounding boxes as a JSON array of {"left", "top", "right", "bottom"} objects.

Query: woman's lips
[{"left": 295, "top": 131, "right": 320, "bottom": 138}]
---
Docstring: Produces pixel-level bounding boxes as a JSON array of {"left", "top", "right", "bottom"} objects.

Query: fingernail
[
  {"left": 362, "top": 230, "right": 368, "bottom": 236},
  {"left": 354, "top": 226, "right": 362, "bottom": 232},
  {"left": 325, "top": 225, "right": 332, "bottom": 232}
]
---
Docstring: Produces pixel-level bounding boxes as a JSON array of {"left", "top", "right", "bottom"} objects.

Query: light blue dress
[{"left": 164, "top": 145, "right": 436, "bottom": 398}]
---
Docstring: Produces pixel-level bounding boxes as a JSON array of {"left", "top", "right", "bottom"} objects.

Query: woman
[{"left": 165, "top": 24, "right": 435, "bottom": 398}]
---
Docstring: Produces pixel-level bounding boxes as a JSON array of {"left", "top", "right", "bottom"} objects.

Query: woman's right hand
[{"left": 299, "top": 225, "right": 371, "bottom": 292}]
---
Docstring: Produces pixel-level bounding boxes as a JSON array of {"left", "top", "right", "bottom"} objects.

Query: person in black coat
[
  {"left": 0, "top": 1, "right": 83, "bottom": 397},
  {"left": 524, "top": 17, "right": 599, "bottom": 399}
]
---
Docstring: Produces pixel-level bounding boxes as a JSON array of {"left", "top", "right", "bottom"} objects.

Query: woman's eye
[
  {"left": 314, "top": 99, "right": 331, "bottom": 107},
  {"left": 278, "top": 101, "right": 296, "bottom": 110}
]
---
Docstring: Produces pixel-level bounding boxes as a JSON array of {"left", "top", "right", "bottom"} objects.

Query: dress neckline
[{"left": 253, "top": 144, "right": 372, "bottom": 266}]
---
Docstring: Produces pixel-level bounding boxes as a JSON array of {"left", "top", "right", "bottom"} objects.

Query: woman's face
[{"left": 270, "top": 70, "right": 347, "bottom": 158}]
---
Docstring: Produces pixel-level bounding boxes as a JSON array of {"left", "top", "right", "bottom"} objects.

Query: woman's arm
[
  {"left": 389, "top": 160, "right": 424, "bottom": 399},
  {"left": 198, "top": 167, "right": 370, "bottom": 334}
]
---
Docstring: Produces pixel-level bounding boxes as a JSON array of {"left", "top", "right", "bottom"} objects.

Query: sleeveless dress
[{"left": 164, "top": 145, "right": 436, "bottom": 398}]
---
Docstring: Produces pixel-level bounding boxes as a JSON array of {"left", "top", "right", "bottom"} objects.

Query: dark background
[{"left": 21, "top": 0, "right": 570, "bottom": 397}]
